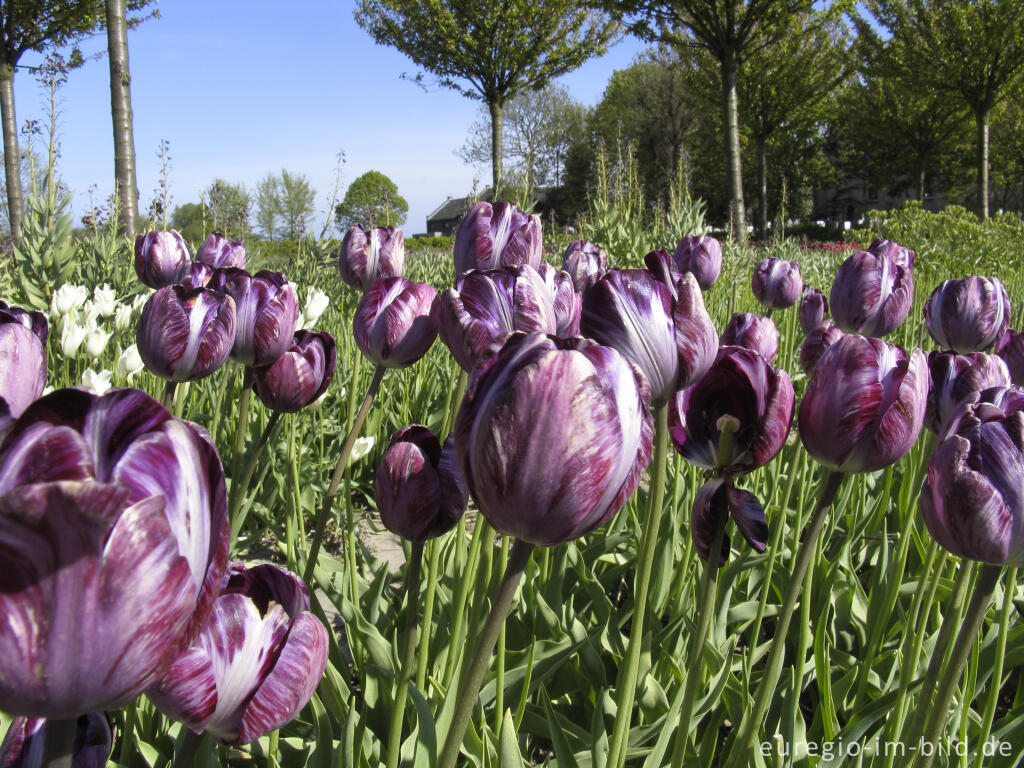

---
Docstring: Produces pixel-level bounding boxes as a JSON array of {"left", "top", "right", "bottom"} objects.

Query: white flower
[
  {"left": 299, "top": 287, "right": 330, "bottom": 329},
  {"left": 60, "top": 322, "right": 89, "bottom": 358},
  {"left": 116, "top": 344, "right": 144, "bottom": 380},
  {"left": 114, "top": 304, "right": 133, "bottom": 333},
  {"left": 80, "top": 368, "right": 113, "bottom": 396},
  {"left": 84, "top": 327, "right": 112, "bottom": 360},
  {"left": 348, "top": 435, "right": 376, "bottom": 465},
  {"left": 93, "top": 284, "right": 117, "bottom": 318},
  {"left": 132, "top": 292, "right": 150, "bottom": 316},
  {"left": 51, "top": 284, "right": 88, "bottom": 318}
]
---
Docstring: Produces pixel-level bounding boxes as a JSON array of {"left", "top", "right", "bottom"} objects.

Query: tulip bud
[
  {"left": 92, "top": 284, "right": 116, "bottom": 318},
  {"left": 799, "top": 323, "right": 845, "bottom": 374},
  {"left": 868, "top": 237, "right": 915, "bottom": 271},
  {"left": 924, "top": 276, "right": 1011, "bottom": 353},
  {"left": 720, "top": 313, "right": 778, "bottom": 364},
  {"left": 799, "top": 286, "right": 829, "bottom": 335},
  {"left": 829, "top": 248, "right": 913, "bottom": 337},
  {"left": 134, "top": 230, "right": 190, "bottom": 289},
  {"left": 196, "top": 232, "right": 247, "bottom": 270},
  {"left": 337, "top": 225, "right": 405, "bottom": 290},
  {"left": 51, "top": 284, "right": 88, "bottom": 319},
  {"left": 353, "top": 277, "right": 439, "bottom": 368},
  {"left": 60, "top": 321, "right": 88, "bottom": 359},
  {"left": 207, "top": 269, "right": 298, "bottom": 367},
  {"left": 561, "top": 239, "right": 607, "bottom": 293},
  {"left": 453, "top": 201, "right": 542, "bottom": 274},
  {"left": 114, "top": 303, "right": 133, "bottom": 333},
  {"left": 536, "top": 263, "right": 582, "bottom": 337},
  {"left": 800, "top": 334, "right": 928, "bottom": 473},
  {"left": 84, "top": 327, "right": 112, "bottom": 360},
  {"left": 674, "top": 235, "right": 722, "bottom": 291},
  {"left": 0, "top": 309, "right": 47, "bottom": 418},
  {"left": 751, "top": 258, "right": 802, "bottom": 310},
  {"left": 253, "top": 331, "right": 337, "bottom": 413},
  {"left": 925, "top": 351, "right": 1010, "bottom": 434},
  {"left": 299, "top": 287, "right": 330, "bottom": 329},
  {"left": 0, "top": 713, "right": 112, "bottom": 767},
  {"left": 455, "top": 333, "right": 653, "bottom": 546},
  {"left": 137, "top": 285, "right": 236, "bottom": 382},
  {"left": 116, "top": 343, "right": 145, "bottom": 381},
  {"left": 0, "top": 301, "right": 48, "bottom": 346},
  {"left": 376, "top": 426, "right": 467, "bottom": 541}
]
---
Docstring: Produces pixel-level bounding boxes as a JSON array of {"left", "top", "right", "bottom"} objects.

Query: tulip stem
[
  {"left": 437, "top": 538, "right": 534, "bottom": 768},
  {"left": 228, "top": 411, "right": 283, "bottom": 542},
  {"left": 723, "top": 469, "right": 845, "bottom": 768},
  {"left": 161, "top": 379, "right": 177, "bottom": 411},
  {"left": 442, "top": 369, "right": 469, "bottom": 437},
  {"left": 230, "top": 368, "right": 254, "bottom": 501},
  {"left": 443, "top": 516, "right": 489, "bottom": 685},
  {"left": 41, "top": 718, "right": 75, "bottom": 768},
  {"left": 608, "top": 401, "right": 669, "bottom": 768},
  {"left": 386, "top": 539, "right": 425, "bottom": 768},
  {"left": 303, "top": 365, "right": 386, "bottom": 585},
  {"left": 976, "top": 567, "right": 1016, "bottom": 761},
  {"left": 911, "top": 564, "right": 1001, "bottom": 768},
  {"left": 416, "top": 537, "right": 442, "bottom": 692}
]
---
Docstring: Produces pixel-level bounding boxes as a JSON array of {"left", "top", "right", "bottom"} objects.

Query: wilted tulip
[
  {"left": 376, "top": 426, "right": 467, "bottom": 541},
  {"left": 0, "top": 713, "right": 111, "bottom": 767},
  {"left": 253, "top": 330, "right": 336, "bottom": 413},
  {"left": 751, "top": 258, "right": 802, "bottom": 310},
  {"left": 439, "top": 265, "right": 558, "bottom": 372},
  {"left": 674, "top": 234, "right": 722, "bottom": 291},
  {"left": 148, "top": 562, "right": 328, "bottom": 745},
  {"left": 925, "top": 351, "right": 1010, "bottom": 434},
  {"left": 337, "top": 225, "right": 405, "bottom": 290},
  {"left": 581, "top": 260, "right": 717, "bottom": 403},
  {"left": 0, "top": 308, "right": 46, "bottom": 418},
  {"left": 196, "top": 232, "right": 247, "bottom": 270},
  {"left": 454, "top": 333, "right": 653, "bottom": 546},
  {"left": 207, "top": 269, "right": 298, "bottom": 367},
  {"left": 997, "top": 328, "right": 1024, "bottom": 385},
  {"left": 453, "top": 201, "right": 542, "bottom": 274},
  {"left": 868, "top": 237, "right": 915, "bottom": 271},
  {"left": 0, "top": 388, "right": 229, "bottom": 718},
  {"left": 537, "top": 263, "right": 582, "bottom": 337},
  {"left": 799, "top": 286, "right": 829, "bottom": 334},
  {"left": 799, "top": 323, "right": 845, "bottom": 374},
  {"left": 134, "top": 230, "right": 190, "bottom": 289},
  {"left": 800, "top": 334, "right": 928, "bottom": 474},
  {"left": 720, "top": 313, "right": 778, "bottom": 364},
  {"left": 353, "top": 277, "right": 439, "bottom": 368},
  {"left": 829, "top": 248, "right": 913, "bottom": 337},
  {"left": 137, "top": 285, "right": 236, "bottom": 382},
  {"left": 924, "top": 276, "right": 1011, "bottom": 353},
  {"left": 561, "top": 239, "right": 607, "bottom": 293},
  {"left": 689, "top": 478, "right": 769, "bottom": 564}
]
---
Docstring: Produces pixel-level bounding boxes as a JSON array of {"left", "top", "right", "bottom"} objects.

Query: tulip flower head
[
  {"left": 561, "top": 239, "right": 607, "bottom": 293},
  {"left": 253, "top": 330, "right": 337, "bottom": 413},
  {"left": 924, "top": 276, "right": 1011, "bottom": 353},
  {"left": 299, "top": 287, "right": 330, "bottom": 329},
  {"left": 829, "top": 247, "right": 913, "bottom": 337},
  {"left": 673, "top": 234, "right": 722, "bottom": 291},
  {"left": 337, "top": 225, "right": 405, "bottom": 290},
  {"left": 868, "top": 237, "right": 915, "bottom": 270},
  {"left": 925, "top": 351, "right": 1011, "bottom": 434},
  {"left": 179, "top": 261, "right": 215, "bottom": 290},
  {"left": 799, "top": 286, "right": 829, "bottom": 335},
  {"left": 751, "top": 258, "right": 802, "bottom": 310},
  {"left": 0, "top": 306, "right": 47, "bottom": 418},
  {"left": 354, "top": 277, "right": 440, "bottom": 368},
  {"left": 536, "top": 262, "right": 583, "bottom": 337},
  {"left": 51, "top": 284, "right": 89, "bottom": 319},
  {"left": 997, "top": 328, "right": 1024, "bottom": 385},
  {"left": 453, "top": 201, "right": 542, "bottom": 274},
  {"left": 720, "top": 313, "right": 779, "bottom": 364},
  {"left": 207, "top": 269, "right": 298, "bottom": 367},
  {"left": 134, "top": 230, "right": 190, "bottom": 289},
  {"left": 799, "top": 323, "right": 845, "bottom": 374},
  {"left": 92, "top": 284, "right": 117, "bottom": 318},
  {"left": 196, "top": 232, "right": 247, "bottom": 270},
  {"left": 116, "top": 343, "right": 145, "bottom": 381}
]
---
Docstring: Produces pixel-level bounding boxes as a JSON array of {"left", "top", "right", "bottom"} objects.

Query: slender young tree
[
  {"left": 105, "top": 0, "right": 139, "bottom": 237},
  {"left": 355, "top": 0, "right": 617, "bottom": 198}
]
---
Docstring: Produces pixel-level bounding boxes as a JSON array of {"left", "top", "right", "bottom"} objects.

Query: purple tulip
[
  {"left": 337, "top": 225, "right": 405, "bottom": 290},
  {"left": 924, "top": 276, "right": 1011, "bottom": 353},
  {"left": 455, "top": 333, "right": 653, "bottom": 546},
  {"left": 868, "top": 238, "right": 915, "bottom": 271},
  {"left": 561, "top": 239, "right": 607, "bottom": 294},
  {"left": 375, "top": 426, "right": 467, "bottom": 541},
  {"left": 996, "top": 328, "right": 1024, "bottom": 385},
  {"left": 800, "top": 323, "right": 845, "bottom": 374},
  {"left": 0, "top": 388, "right": 229, "bottom": 718},
  {"left": 829, "top": 248, "right": 913, "bottom": 337},
  {"left": 674, "top": 235, "right": 722, "bottom": 291},
  {"left": 536, "top": 263, "right": 582, "bottom": 337},
  {"left": 207, "top": 269, "right": 298, "bottom": 367},
  {"left": 453, "top": 201, "right": 542, "bottom": 274},
  {"left": 134, "top": 230, "right": 190, "bottom": 289},
  {"left": 253, "top": 331, "right": 336, "bottom": 413},
  {"left": 751, "top": 258, "right": 802, "bottom": 310},
  {"left": 921, "top": 386, "right": 1024, "bottom": 565},
  {"left": 0, "top": 713, "right": 111, "bottom": 768},
  {"left": 799, "top": 286, "right": 829, "bottom": 335},
  {"left": 137, "top": 285, "right": 236, "bottom": 382},
  {"left": 720, "top": 313, "right": 778, "bottom": 364},
  {"left": 196, "top": 232, "right": 247, "bottom": 270},
  {"left": 926, "top": 351, "right": 1011, "bottom": 434},
  {"left": 179, "top": 261, "right": 214, "bottom": 290},
  {"left": 0, "top": 309, "right": 47, "bottom": 418},
  {"left": 690, "top": 478, "right": 769, "bottom": 564},
  {"left": 581, "top": 263, "right": 717, "bottom": 404},
  {"left": 147, "top": 562, "right": 328, "bottom": 745},
  {"left": 353, "top": 277, "right": 439, "bottom": 368},
  {"left": 800, "top": 334, "right": 928, "bottom": 474}
]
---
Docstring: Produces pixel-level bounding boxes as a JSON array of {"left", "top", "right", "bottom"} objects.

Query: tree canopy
[{"left": 335, "top": 170, "right": 408, "bottom": 231}]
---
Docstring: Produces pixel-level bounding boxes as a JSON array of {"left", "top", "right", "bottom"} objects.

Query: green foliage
[
  {"left": 406, "top": 234, "right": 454, "bottom": 254},
  {"left": 171, "top": 201, "right": 210, "bottom": 246},
  {"left": 335, "top": 170, "right": 408, "bottom": 231},
  {"left": 11, "top": 193, "right": 76, "bottom": 310},
  {"left": 204, "top": 178, "right": 250, "bottom": 239}
]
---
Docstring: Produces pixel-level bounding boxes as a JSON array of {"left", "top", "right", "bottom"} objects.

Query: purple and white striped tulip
[
  {"left": 868, "top": 238, "right": 915, "bottom": 271},
  {"left": 924, "top": 276, "right": 1011, "bottom": 353},
  {"left": 134, "top": 230, "right": 190, "bottom": 289},
  {"left": 921, "top": 386, "right": 1024, "bottom": 565},
  {"left": 799, "top": 286, "right": 829, "bottom": 335},
  {"left": 137, "top": 285, "right": 236, "bottom": 382},
  {"left": 207, "top": 269, "right": 298, "bottom": 367},
  {"left": 179, "top": 261, "right": 214, "bottom": 290},
  {"left": 0, "top": 388, "right": 229, "bottom": 718},
  {"left": 453, "top": 201, "right": 542, "bottom": 275},
  {"left": 800, "top": 323, "right": 845, "bottom": 374},
  {"left": 455, "top": 333, "right": 653, "bottom": 546},
  {"left": 0, "top": 713, "right": 111, "bottom": 768},
  {"left": 720, "top": 313, "right": 779, "bottom": 364},
  {"left": 673, "top": 235, "right": 722, "bottom": 291},
  {"left": 147, "top": 562, "right": 328, "bottom": 745},
  {"left": 561, "top": 239, "right": 607, "bottom": 294},
  {"left": 337, "top": 225, "right": 405, "bottom": 290},
  {"left": 830, "top": 248, "right": 913, "bottom": 337},
  {"left": 253, "top": 330, "right": 336, "bottom": 413},
  {"left": 800, "top": 335, "right": 928, "bottom": 474},
  {"left": 0, "top": 301, "right": 48, "bottom": 345},
  {"left": 925, "top": 351, "right": 1011, "bottom": 434},
  {"left": 997, "top": 328, "right": 1024, "bottom": 385},
  {"left": 751, "top": 258, "right": 802, "bottom": 310},
  {"left": 537, "top": 263, "right": 582, "bottom": 337},
  {"left": 195, "top": 232, "right": 247, "bottom": 270},
  {"left": 0, "top": 307, "right": 47, "bottom": 418},
  {"left": 353, "top": 277, "right": 439, "bottom": 368},
  {"left": 376, "top": 426, "right": 467, "bottom": 542}
]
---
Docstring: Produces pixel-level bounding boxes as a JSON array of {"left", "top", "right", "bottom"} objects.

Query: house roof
[{"left": 426, "top": 187, "right": 555, "bottom": 224}]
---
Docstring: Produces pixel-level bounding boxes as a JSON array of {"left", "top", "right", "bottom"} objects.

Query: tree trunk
[
  {"left": 757, "top": 136, "right": 768, "bottom": 242},
  {"left": 0, "top": 65, "right": 23, "bottom": 242},
  {"left": 489, "top": 99, "right": 504, "bottom": 200},
  {"left": 721, "top": 55, "right": 746, "bottom": 241},
  {"left": 974, "top": 106, "right": 990, "bottom": 220},
  {"left": 106, "top": 0, "right": 139, "bottom": 237},
  {"left": 917, "top": 156, "right": 926, "bottom": 202}
]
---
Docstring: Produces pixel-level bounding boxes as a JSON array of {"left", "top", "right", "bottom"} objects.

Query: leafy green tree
[
  {"left": 255, "top": 173, "right": 281, "bottom": 240},
  {"left": 204, "top": 179, "right": 250, "bottom": 239},
  {"left": 171, "top": 201, "right": 210, "bottom": 245},
  {"left": 278, "top": 169, "right": 316, "bottom": 240},
  {"left": 355, "top": 0, "right": 616, "bottom": 197},
  {"left": 335, "top": 170, "right": 408, "bottom": 231}
]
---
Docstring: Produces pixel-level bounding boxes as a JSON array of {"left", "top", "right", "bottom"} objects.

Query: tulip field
[{"left": 2, "top": 202, "right": 1024, "bottom": 768}]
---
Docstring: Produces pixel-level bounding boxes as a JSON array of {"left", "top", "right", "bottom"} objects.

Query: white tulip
[
  {"left": 116, "top": 343, "right": 145, "bottom": 380},
  {"left": 80, "top": 368, "right": 113, "bottom": 396},
  {"left": 348, "top": 435, "right": 376, "bottom": 465},
  {"left": 114, "top": 304, "right": 133, "bottom": 333},
  {"left": 60, "top": 322, "right": 88, "bottom": 358},
  {"left": 299, "top": 287, "right": 330, "bottom": 329},
  {"left": 93, "top": 284, "right": 117, "bottom": 317},
  {"left": 84, "top": 328, "right": 112, "bottom": 360},
  {"left": 51, "top": 284, "right": 87, "bottom": 317}
]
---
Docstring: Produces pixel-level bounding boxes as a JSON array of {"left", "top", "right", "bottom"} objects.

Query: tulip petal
[
  {"left": 691, "top": 479, "right": 730, "bottom": 564},
  {"left": 727, "top": 485, "right": 769, "bottom": 554},
  {"left": 146, "top": 647, "right": 218, "bottom": 734}
]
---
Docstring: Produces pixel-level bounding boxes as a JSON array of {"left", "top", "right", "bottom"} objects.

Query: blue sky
[{"left": 12, "top": 1, "right": 646, "bottom": 237}]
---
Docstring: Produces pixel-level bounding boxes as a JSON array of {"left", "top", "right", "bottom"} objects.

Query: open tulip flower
[
  {"left": 0, "top": 713, "right": 111, "bottom": 767},
  {"left": 673, "top": 234, "right": 722, "bottom": 291},
  {"left": 561, "top": 239, "right": 607, "bottom": 293},
  {"left": 195, "top": 232, "right": 247, "bottom": 270},
  {"left": 134, "top": 230, "right": 190, "bottom": 289},
  {"left": 0, "top": 388, "right": 229, "bottom": 719},
  {"left": 925, "top": 351, "right": 1011, "bottom": 434},
  {"left": 829, "top": 246, "right": 913, "bottom": 337},
  {"left": 453, "top": 201, "right": 542, "bottom": 275},
  {"left": 253, "top": 330, "right": 336, "bottom": 413},
  {"left": 338, "top": 224, "right": 405, "bottom": 290},
  {"left": 137, "top": 285, "right": 236, "bottom": 382},
  {"left": 720, "top": 312, "right": 778, "bottom": 364},
  {"left": 799, "top": 323, "right": 845, "bottom": 374},
  {"left": 354, "top": 277, "right": 440, "bottom": 368},
  {"left": 799, "top": 286, "right": 829, "bottom": 335},
  {"left": 751, "top": 258, "right": 802, "bottom": 310},
  {"left": 924, "top": 276, "right": 1011, "bottom": 353},
  {"left": 147, "top": 562, "right": 328, "bottom": 746},
  {"left": 207, "top": 268, "right": 298, "bottom": 367},
  {"left": 0, "top": 304, "right": 47, "bottom": 419}
]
